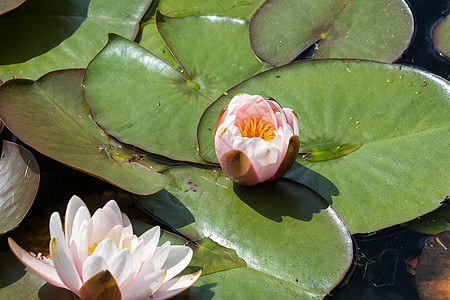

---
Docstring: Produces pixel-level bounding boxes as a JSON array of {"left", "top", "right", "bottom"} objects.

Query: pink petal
[
  {"left": 65, "top": 195, "right": 88, "bottom": 244},
  {"left": 121, "top": 269, "right": 166, "bottom": 300},
  {"left": 162, "top": 245, "right": 193, "bottom": 282},
  {"left": 50, "top": 236, "right": 83, "bottom": 292},
  {"left": 283, "top": 108, "right": 300, "bottom": 136},
  {"left": 82, "top": 254, "right": 108, "bottom": 283},
  {"left": 150, "top": 270, "right": 202, "bottom": 300},
  {"left": 8, "top": 238, "right": 66, "bottom": 289}
]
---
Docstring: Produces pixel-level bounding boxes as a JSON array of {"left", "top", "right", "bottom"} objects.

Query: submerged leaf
[
  {"left": 0, "top": 141, "right": 39, "bottom": 234},
  {"left": 0, "top": 0, "right": 25, "bottom": 16},
  {"left": 416, "top": 231, "right": 450, "bottom": 300}
]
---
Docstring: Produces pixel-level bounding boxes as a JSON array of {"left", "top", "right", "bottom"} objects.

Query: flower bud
[{"left": 214, "top": 93, "right": 300, "bottom": 185}]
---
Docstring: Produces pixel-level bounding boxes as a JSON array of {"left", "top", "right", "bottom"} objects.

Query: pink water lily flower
[
  {"left": 9, "top": 196, "right": 201, "bottom": 299},
  {"left": 214, "top": 93, "right": 300, "bottom": 186}
]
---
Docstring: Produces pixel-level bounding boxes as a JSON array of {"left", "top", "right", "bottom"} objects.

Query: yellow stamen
[
  {"left": 236, "top": 116, "right": 275, "bottom": 142},
  {"left": 88, "top": 243, "right": 98, "bottom": 256}
]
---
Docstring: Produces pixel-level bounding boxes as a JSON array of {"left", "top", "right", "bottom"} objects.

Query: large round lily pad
[
  {"left": 197, "top": 59, "right": 449, "bottom": 234},
  {"left": 250, "top": 0, "right": 414, "bottom": 66},
  {"left": 84, "top": 12, "right": 267, "bottom": 163},
  {"left": 0, "top": 0, "right": 152, "bottom": 81},
  {"left": 0, "top": 69, "right": 171, "bottom": 195},
  {"left": 0, "top": 141, "right": 39, "bottom": 234},
  {"left": 138, "top": 166, "right": 353, "bottom": 299}
]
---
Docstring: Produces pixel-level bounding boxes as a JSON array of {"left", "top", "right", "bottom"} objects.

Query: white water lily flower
[
  {"left": 9, "top": 196, "right": 201, "bottom": 299},
  {"left": 214, "top": 93, "right": 300, "bottom": 186}
]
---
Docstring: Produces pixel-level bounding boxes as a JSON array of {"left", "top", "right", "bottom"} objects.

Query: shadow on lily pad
[
  {"left": 233, "top": 178, "right": 330, "bottom": 222},
  {"left": 0, "top": 0, "right": 90, "bottom": 64},
  {"left": 282, "top": 162, "right": 340, "bottom": 205}
]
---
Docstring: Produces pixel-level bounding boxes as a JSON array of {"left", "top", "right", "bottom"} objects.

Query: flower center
[
  {"left": 236, "top": 116, "right": 275, "bottom": 142},
  {"left": 88, "top": 243, "right": 98, "bottom": 256}
]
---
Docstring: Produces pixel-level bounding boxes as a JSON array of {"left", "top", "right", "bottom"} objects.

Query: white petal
[
  {"left": 70, "top": 219, "right": 90, "bottom": 274},
  {"left": 103, "top": 207, "right": 122, "bottom": 228},
  {"left": 82, "top": 255, "right": 108, "bottom": 282},
  {"left": 152, "top": 242, "right": 171, "bottom": 271},
  {"left": 65, "top": 195, "right": 88, "bottom": 244},
  {"left": 151, "top": 270, "right": 202, "bottom": 300},
  {"left": 130, "top": 239, "right": 145, "bottom": 272},
  {"left": 49, "top": 212, "right": 66, "bottom": 245},
  {"left": 108, "top": 250, "right": 135, "bottom": 288},
  {"left": 122, "top": 235, "right": 138, "bottom": 251},
  {"left": 121, "top": 213, "right": 133, "bottom": 239},
  {"left": 134, "top": 241, "right": 170, "bottom": 281},
  {"left": 71, "top": 206, "right": 92, "bottom": 246},
  {"left": 104, "top": 224, "right": 123, "bottom": 248},
  {"left": 50, "top": 236, "right": 83, "bottom": 292},
  {"left": 104, "top": 200, "right": 123, "bottom": 222},
  {"left": 139, "top": 226, "right": 160, "bottom": 261},
  {"left": 121, "top": 269, "right": 166, "bottom": 300},
  {"left": 92, "top": 238, "right": 117, "bottom": 261},
  {"left": 91, "top": 209, "right": 113, "bottom": 241},
  {"left": 162, "top": 246, "right": 193, "bottom": 282},
  {"left": 8, "top": 238, "right": 66, "bottom": 288}
]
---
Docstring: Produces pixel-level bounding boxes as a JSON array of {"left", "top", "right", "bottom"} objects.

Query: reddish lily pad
[
  {"left": 250, "top": 0, "right": 414, "bottom": 66},
  {"left": 0, "top": 69, "right": 171, "bottom": 195},
  {"left": 432, "top": 15, "right": 450, "bottom": 57},
  {"left": 416, "top": 231, "right": 450, "bottom": 300},
  {"left": 0, "top": 141, "right": 39, "bottom": 234},
  {"left": 0, "top": 0, "right": 25, "bottom": 16}
]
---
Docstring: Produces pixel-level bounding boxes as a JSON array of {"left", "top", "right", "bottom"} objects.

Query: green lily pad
[
  {"left": 197, "top": 59, "right": 449, "bottom": 234},
  {"left": 84, "top": 12, "right": 267, "bottom": 163},
  {"left": 138, "top": 166, "right": 353, "bottom": 299},
  {"left": 0, "top": 69, "right": 171, "bottom": 195},
  {"left": 0, "top": 141, "right": 39, "bottom": 234},
  {"left": 249, "top": 0, "right": 414, "bottom": 66},
  {"left": 0, "top": 0, "right": 25, "bottom": 16},
  {"left": 404, "top": 201, "right": 450, "bottom": 235},
  {"left": 432, "top": 15, "right": 450, "bottom": 58},
  {"left": 159, "top": 0, "right": 265, "bottom": 19},
  {"left": 0, "top": 0, "right": 152, "bottom": 81}
]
